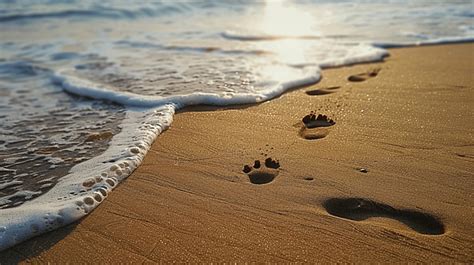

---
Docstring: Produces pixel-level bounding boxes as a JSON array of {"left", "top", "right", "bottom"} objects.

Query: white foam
[
  {"left": 224, "top": 30, "right": 474, "bottom": 51},
  {"left": 0, "top": 105, "right": 174, "bottom": 251},
  {"left": 0, "top": 180, "right": 22, "bottom": 190},
  {"left": 372, "top": 36, "right": 474, "bottom": 48},
  {"left": 52, "top": 66, "right": 321, "bottom": 108},
  {"left": 0, "top": 190, "right": 41, "bottom": 207}
]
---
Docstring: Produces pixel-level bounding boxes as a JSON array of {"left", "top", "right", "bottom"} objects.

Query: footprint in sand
[
  {"left": 242, "top": 157, "right": 280, "bottom": 185},
  {"left": 323, "top": 197, "right": 445, "bottom": 235},
  {"left": 298, "top": 111, "right": 335, "bottom": 140},
  {"left": 348, "top": 68, "right": 381, "bottom": 82},
  {"left": 306, "top": 86, "right": 341, "bottom": 96}
]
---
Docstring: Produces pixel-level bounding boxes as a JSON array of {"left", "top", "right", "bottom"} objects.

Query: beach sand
[{"left": 1, "top": 43, "right": 473, "bottom": 263}]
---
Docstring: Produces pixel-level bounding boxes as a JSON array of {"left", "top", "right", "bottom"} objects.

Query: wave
[
  {"left": 0, "top": 104, "right": 174, "bottom": 251},
  {"left": 223, "top": 30, "right": 474, "bottom": 49},
  {"left": 53, "top": 66, "right": 321, "bottom": 108},
  {"left": 0, "top": 1, "right": 256, "bottom": 24},
  {"left": 115, "top": 40, "right": 268, "bottom": 56},
  {"left": 0, "top": 4, "right": 189, "bottom": 23},
  {"left": 0, "top": 9, "right": 143, "bottom": 23},
  {"left": 373, "top": 36, "right": 474, "bottom": 48},
  {"left": 0, "top": 61, "right": 51, "bottom": 77},
  {"left": 221, "top": 30, "right": 358, "bottom": 41}
]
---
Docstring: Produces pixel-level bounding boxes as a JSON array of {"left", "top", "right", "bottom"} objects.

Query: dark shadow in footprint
[
  {"left": 242, "top": 158, "right": 280, "bottom": 184},
  {"left": 299, "top": 112, "right": 335, "bottom": 140},
  {"left": 302, "top": 112, "right": 335, "bottom": 128},
  {"left": 306, "top": 86, "right": 341, "bottom": 96},
  {"left": 323, "top": 198, "right": 445, "bottom": 235},
  {"left": 348, "top": 68, "right": 381, "bottom": 82}
]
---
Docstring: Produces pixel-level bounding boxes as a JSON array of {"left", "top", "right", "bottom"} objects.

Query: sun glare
[
  {"left": 257, "top": 0, "right": 318, "bottom": 66},
  {"left": 260, "top": 0, "right": 315, "bottom": 37}
]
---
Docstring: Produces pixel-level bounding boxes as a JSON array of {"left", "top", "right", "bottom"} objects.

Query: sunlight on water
[
  {"left": 260, "top": 0, "right": 315, "bottom": 37},
  {"left": 258, "top": 0, "right": 315, "bottom": 66},
  {"left": 260, "top": 40, "right": 309, "bottom": 67}
]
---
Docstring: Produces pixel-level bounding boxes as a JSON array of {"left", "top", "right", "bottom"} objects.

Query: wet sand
[{"left": 1, "top": 43, "right": 473, "bottom": 263}]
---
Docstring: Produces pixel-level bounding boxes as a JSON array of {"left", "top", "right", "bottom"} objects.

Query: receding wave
[{"left": 0, "top": 61, "right": 126, "bottom": 211}]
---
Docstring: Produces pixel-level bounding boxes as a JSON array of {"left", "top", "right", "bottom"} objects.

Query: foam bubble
[
  {"left": 82, "top": 178, "right": 95, "bottom": 188},
  {"left": 93, "top": 193, "right": 102, "bottom": 203},
  {"left": 97, "top": 188, "right": 107, "bottom": 197},
  {"left": 83, "top": 197, "right": 94, "bottom": 206},
  {"left": 129, "top": 147, "right": 140, "bottom": 154},
  {"left": 105, "top": 179, "right": 115, "bottom": 187}
]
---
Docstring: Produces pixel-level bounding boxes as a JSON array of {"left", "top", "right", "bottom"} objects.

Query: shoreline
[{"left": 1, "top": 43, "right": 473, "bottom": 262}]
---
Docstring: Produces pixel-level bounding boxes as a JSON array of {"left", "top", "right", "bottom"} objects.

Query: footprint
[
  {"left": 306, "top": 86, "right": 341, "bottom": 96},
  {"left": 323, "top": 197, "right": 445, "bottom": 235},
  {"left": 242, "top": 158, "right": 280, "bottom": 185},
  {"left": 298, "top": 111, "right": 335, "bottom": 140},
  {"left": 348, "top": 68, "right": 381, "bottom": 82}
]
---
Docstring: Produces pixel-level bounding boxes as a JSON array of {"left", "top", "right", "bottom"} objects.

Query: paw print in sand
[{"left": 242, "top": 158, "right": 280, "bottom": 185}]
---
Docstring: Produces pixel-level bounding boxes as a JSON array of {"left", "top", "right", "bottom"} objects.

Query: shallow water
[{"left": 0, "top": 0, "right": 472, "bottom": 250}]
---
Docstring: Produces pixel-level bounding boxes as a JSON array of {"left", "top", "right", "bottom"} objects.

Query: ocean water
[{"left": 0, "top": 0, "right": 472, "bottom": 250}]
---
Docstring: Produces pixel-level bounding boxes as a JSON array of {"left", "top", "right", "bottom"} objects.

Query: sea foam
[{"left": 0, "top": 106, "right": 174, "bottom": 250}]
